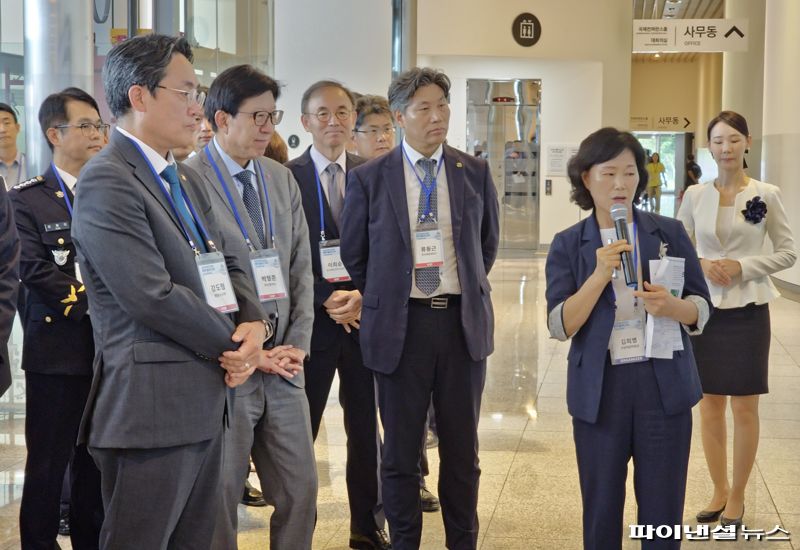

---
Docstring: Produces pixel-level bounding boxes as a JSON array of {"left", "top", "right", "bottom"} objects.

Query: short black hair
[
  {"left": 0, "top": 103, "right": 17, "bottom": 124},
  {"left": 388, "top": 67, "right": 450, "bottom": 113},
  {"left": 567, "top": 127, "right": 649, "bottom": 211},
  {"left": 300, "top": 80, "right": 354, "bottom": 114},
  {"left": 103, "top": 34, "right": 193, "bottom": 118},
  {"left": 38, "top": 87, "right": 101, "bottom": 151},
  {"left": 354, "top": 95, "right": 392, "bottom": 130},
  {"left": 204, "top": 64, "right": 280, "bottom": 132}
]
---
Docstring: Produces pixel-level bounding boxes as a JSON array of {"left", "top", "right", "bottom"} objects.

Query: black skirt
[{"left": 690, "top": 303, "right": 770, "bottom": 395}]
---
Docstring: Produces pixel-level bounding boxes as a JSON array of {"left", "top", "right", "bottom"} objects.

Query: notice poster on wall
[{"left": 546, "top": 144, "right": 579, "bottom": 177}]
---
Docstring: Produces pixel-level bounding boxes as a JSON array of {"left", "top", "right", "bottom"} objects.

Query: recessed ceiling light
[{"left": 654, "top": 53, "right": 661, "bottom": 58}]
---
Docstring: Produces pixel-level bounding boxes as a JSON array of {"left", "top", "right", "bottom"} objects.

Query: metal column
[
  {"left": 391, "top": 0, "right": 417, "bottom": 80},
  {"left": 23, "top": 0, "right": 94, "bottom": 175}
]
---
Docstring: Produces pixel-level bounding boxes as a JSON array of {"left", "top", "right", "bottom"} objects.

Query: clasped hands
[
  {"left": 324, "top": 289, "right": 362, "bottom": 333},
  {"left": 700, "top": 258, "right": 741, "bottom": 287},
  {"left": 216, "top": 320, "right": 306, "bottom": 388}
]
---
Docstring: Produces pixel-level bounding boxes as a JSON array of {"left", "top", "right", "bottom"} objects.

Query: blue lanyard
[
  {"left": 125, "top": 135, "right": 212, "bottom": 252},
  {"left": 204, "top": 146, "right": 275, "bottom": 248},
  {"left": 402, "top": 146, "right": 444, "bottom": 222},
  {"left": 50, "top": 163, "right": 73, "bottom": 217},
  {"left": 311, "top": 159, "right": 339, "bottom": 242}
]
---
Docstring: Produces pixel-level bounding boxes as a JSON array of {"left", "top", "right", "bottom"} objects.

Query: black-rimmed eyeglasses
[{"left": 238, "top": 110, "right": 284, "bottom": 126}]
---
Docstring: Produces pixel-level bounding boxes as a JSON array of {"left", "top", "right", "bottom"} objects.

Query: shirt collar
[
  {"left": 402, "top": 139, "right": 443, "bottom": 167},
  {"left": 212, "top": 137, "right": 255, "bottom": 178},
  {"left": 310, "top": 146, "right": 347, "bottom": 177},
  {"left": 116, "top": 127, "right": 175, "bottom": 175},
  {"left": 53, "top": 165, "right": 77, "bottom": 191},
  {"left": 0, "top": 150, "right": 23, "bottom": 167}
]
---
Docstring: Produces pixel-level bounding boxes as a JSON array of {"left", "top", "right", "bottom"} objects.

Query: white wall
[
  {"left": 273, "top": 0, "right": 392, "bottom": 157},
  {"left": 421, "top": 55, "right": 602, "bottom": 245}
]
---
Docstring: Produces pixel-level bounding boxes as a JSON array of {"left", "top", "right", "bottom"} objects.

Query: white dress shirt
[
  {"left": 116, "top": 127, "right": 176, "bottom": 193},
  {"left": 310, "top": 146, "right": 346, "bottom": 204},
  {"left": 54, "top": 165, "right": 77, "bottom": 193},
  {"left": 677, "top": 178, "right": 797, "bottom": 308},
  {"left": 402, "top": 139, "right": 461, "bottom": 297}
]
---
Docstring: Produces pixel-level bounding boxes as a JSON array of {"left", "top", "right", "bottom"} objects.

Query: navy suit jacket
[
  {"left": 0, "top": 177, "right": 19, "bottom": 396},
  {"left": 340, "top": 144, "right": 499, "bottom": 375},
  {"left": 286, "top": 147, "right": 364, "bottom": 351},
  {"left": 545, "top": 210, "right": 711, "bottom": 424},
  {"left": 10, "top": 167, "right": 94, "bottom": 376}
]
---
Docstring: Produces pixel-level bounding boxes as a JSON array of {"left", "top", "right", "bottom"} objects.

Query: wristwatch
[{"left": 261, "top": 319, "right": 274, "bottom": 343}]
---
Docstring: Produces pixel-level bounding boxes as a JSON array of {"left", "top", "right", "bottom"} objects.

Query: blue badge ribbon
[
  {"left": 402, "top": 146, "right": 444, "bottom": 222},
  {"left": 50, "top": 162, "right": 73, "bottom": 218}
]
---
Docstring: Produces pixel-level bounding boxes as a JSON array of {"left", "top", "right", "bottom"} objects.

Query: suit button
[
  {"left": 57, "top": 237, "right": 65, "bottom": 245},
  {"left": 45, "top": 316, "right": 52, "bottom": 323}
]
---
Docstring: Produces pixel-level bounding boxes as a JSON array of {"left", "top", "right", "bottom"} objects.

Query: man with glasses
[
  {"left": 71, "top": 35, "right": 269, "bottom": 549},
  {"left": 185, "top": 64, "right": 317, "bottom": 549},
  {"left": 353, "top": 95, "right": 396, "bottom": 160},
  {"left": 10, "top": 87, "right": 106, "bottom": 549},
  {"left": 287, "top": 81, "right": 389, "bottom": 550},
  {"left": 0, "top": 102, "right": 26, "bottom": 189}
]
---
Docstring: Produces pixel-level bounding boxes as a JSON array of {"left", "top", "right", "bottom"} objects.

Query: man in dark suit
[
  {"left": 0, "top": 175, "right": 18, "bottom": 397},
  {"left": 10, "top": 87, "right": 106, "bottom": 550},
  {"left": 71, "top": 35, "right": 269, "bottom": 549},
  {"left": 341, "top": 67, "right": 500, "bottom": 550},
  {"left": 287, "top": 80, "right": 389, "bottom": 550},
  {"left": 185, "top": 64, "right": 317, "bottom": 549}
]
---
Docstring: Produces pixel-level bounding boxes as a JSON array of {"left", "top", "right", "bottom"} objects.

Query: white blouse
[{"left": 676, "top": 178, "right": 797, "bottom": 309}]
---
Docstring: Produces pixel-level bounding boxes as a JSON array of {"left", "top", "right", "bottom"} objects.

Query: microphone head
[{"left": 610, "top": 203, "right": 627, "bottom": 221}]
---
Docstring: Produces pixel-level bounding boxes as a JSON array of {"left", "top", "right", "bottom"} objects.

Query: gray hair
[
  {"left": 103, "top": 34, "right": 194, "bottom": 118},
  {"left": 388, "top": 67, "right": 450, "bottom": 113},
  {"left": 300, "top": 80, "right": 354, "bottom": 114},
  {"left": 354, "top": 95, "right": 391, "bottom": 129}
]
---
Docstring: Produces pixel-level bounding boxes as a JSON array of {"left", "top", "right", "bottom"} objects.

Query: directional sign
[
  {"left": 633, "top": 19, "right": 748, "bottom": 53},
  {"left": 630, "top": 115, "right": 694, "bottom": 132}
]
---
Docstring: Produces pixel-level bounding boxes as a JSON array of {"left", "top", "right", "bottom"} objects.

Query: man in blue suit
[{"left": 341, "top": 67, "right": 499, "bottom": 550}]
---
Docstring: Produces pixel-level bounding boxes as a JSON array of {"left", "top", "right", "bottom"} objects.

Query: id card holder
[
  {"left": 319, "top": 240, "right": 351, "bottom": 282},
  {"left": 195, "top": 251, "right": 239, "bottom": 313},
  {"left": 413, "top": 227, "right": 444, "bottom": 268},
  {"left": 250, "top": 248, "right": 288, "bottom": 302},
  {"left": 609, "top": 318, "right": 646, "bottom": 365}
]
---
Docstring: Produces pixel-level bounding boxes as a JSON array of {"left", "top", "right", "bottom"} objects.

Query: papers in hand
[{"left": 645, "top": 256, "right": 685, "bottom": 359}]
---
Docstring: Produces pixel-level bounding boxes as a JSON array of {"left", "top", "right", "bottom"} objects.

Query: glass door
[{"left": 634, "top": 132, "right": 678, "bottom": 217}]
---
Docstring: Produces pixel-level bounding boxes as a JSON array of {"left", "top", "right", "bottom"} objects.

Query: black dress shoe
[
  {"left": 241, "top": 480, "right": 267, "bottom": 507},
  {"left": 696, "top": 504, "right": 726, "bottom": 523},
  {"left": 349, "top": 528, "right": 392, "bottom": 549},
  {"left": 720, "top": 504, "right": 744, "bottom": 528},
  {"left": 421, "top": 485, "right": 440, "bottom": 513}
]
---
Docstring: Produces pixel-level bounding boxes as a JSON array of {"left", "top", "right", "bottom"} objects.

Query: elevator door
[{"left": 466, "top": 79, "right": 540, "bottom": 251}]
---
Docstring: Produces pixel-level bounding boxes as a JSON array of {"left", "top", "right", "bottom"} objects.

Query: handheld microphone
[{"left": 609, "top": 204, "right": 636, "bottom": 288}]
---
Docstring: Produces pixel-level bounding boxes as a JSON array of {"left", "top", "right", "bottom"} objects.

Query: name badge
[
  {"left": 195, "top": 251, "right": 239, "bottom": 313},
  {"left": 319, "top": 240, "right": 351, "bottom": 282},
  {"left": 250, "top": 248, "right": 287, "bottom": 302},
  {"left": 609, "top": 318, "right": 646, "bottom": 365},
  {"left": 413, "top": 229, "right": 445, "bottom": 268}
]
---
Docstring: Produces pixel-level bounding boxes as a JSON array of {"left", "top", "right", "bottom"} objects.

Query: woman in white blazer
[{"left": 677, "top": 111, "right": 796, "bottom": 528}]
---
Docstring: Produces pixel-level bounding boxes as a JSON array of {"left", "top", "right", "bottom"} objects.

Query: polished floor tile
[{"left": 0, "top": 256, "right": 797, "bottom": 549}]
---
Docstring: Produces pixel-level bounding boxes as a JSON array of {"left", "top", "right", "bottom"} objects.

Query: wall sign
[
  {"left": 512, "top": 13, "right": 541, "bottom": 47},
  {"left": 632, "top": 18, "right": 748, "bottom": 53},
  {"left": 287, "top": 134, "right": 300, "bottom": 149},
  {"left": 546, "top": 144, "right": 579, "bottom": 177}
]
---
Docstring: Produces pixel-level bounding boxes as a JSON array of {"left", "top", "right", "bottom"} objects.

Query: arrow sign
[
  {"left": 725, "top": 26, "right": 745, "bottom": 38},
  {"left": 683, "top": 117, "right": 691, "bottom": 129}
]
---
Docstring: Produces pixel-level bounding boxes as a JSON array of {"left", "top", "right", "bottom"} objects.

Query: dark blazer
[
  {"left": 340, "top": 144, "right": 500, "bottom": 375},
  {"left": 545, "top": 210, "right": 711, "bottom": 424},
  {"left": 0, "top": 177, "right": 19, "bottom": 396},
  {"left": 9, "top": 167, "right": 93, "bottom": 375},
  {"left": 71, "top": 130, "right": 264, "bottom": 449},
  {"left": 286, "top": 146, "right": 364, "bottom": 351}
]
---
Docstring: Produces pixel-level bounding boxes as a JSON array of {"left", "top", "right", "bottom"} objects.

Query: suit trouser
[
  {"left": 212, "top": 372, "right": 318, "bottom": 550},
  {"left": 376, "top": 302, "right": 486, "bottom": 550},
  {"left": 90, "top": 428, "right": 223, "bottom": 550},
  {"left": 304, "top": 332, "right": 383, "bottom": 535},
  {"left": 573, "top": 360, "right": 692, "bottom": 550},
  {"left": 20, "top": 372, "right": 102, "bottom": 550}
]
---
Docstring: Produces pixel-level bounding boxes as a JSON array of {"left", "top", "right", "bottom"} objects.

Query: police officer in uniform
[{"left": 10, "top": 87, "right": 106, "bottom": 550}]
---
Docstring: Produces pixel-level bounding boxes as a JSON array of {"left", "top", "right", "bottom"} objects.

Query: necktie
[
  {"left": 415, "top": 158, "right": 441, "bottom": 296},
  {"left": 325, "top": 163, "right": 344, "bottom": 230},
  {"left": 235, "top": 170, "right": 267, "bottom": 248},
  {"left": 161, "top": 165, "right": 206, "bottom": 252}
]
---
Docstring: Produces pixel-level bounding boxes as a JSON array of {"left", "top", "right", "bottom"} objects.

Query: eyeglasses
[
  {"left": 354, "top": 126, "right": 396, "bottom": 138},
  {"left": 156, "top": 85, "right": 207, "bottom": 107},
  {"left": 238, "top": 110, "right": 284, "bottom": 126},
  {"left": 304, "top": 109, "right": 352, "bottom": 123},
  {"left": 54, "top": 122, "right": 111, "bottom": 138}
]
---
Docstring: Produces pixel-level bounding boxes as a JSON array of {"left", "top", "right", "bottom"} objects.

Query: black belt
[{"left": 409, "top": 294, "right": 461, "bottom": 309}]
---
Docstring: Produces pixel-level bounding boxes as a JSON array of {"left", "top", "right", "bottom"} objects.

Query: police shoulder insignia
[{"left": 12, "top": 175, "right": 45, "bottom": 191}]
